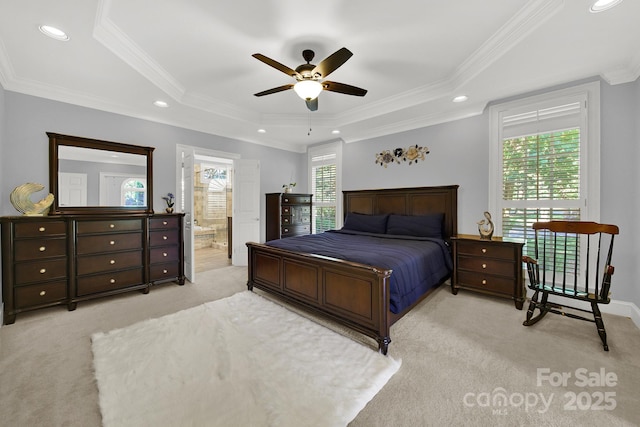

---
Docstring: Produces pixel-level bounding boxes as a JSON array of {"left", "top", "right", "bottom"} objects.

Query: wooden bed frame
[{"left": 246, "top": 185, "right": 458, "bottom": 354}]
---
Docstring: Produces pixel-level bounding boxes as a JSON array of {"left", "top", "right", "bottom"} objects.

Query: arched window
[{"left": 121, "top": 178, "right": 147, "bottom": 206}]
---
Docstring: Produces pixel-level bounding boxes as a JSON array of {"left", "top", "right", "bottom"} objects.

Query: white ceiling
[{"left": 1, "top": 0, "right": 638, "bottom": 153}]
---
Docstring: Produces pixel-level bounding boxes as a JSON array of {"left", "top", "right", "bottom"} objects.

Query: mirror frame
[{"left": 48, "top": 132, "right": 154, "bottom": 215}]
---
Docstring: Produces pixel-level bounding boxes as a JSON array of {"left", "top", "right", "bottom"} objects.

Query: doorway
[{"left": 192, "top": 156, "right": 233, "bottom": 273}]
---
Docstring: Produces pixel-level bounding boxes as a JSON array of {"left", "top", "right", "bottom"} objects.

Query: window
[
  {"left": 308, "top": 142, "right": 342, "bottom": 233},
  {"left": 121, "top": 178, "right": 146, "bottom": 206},
  {"left": 489, "top": 82, "right": 600, "bottom": 261}
]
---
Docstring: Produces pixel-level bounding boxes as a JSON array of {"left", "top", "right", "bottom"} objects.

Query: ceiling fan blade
[
  {"left": 311, "top": 47, "right": 353, "bottom": 78},
  {"left": 254, "top": 84, "right": 294, "bottom": 97},
  {"left": 252, "top": 54, "right": 301, "bottom": 78},
  {"left": 322, "top": 81, "right": 367, "bottom": 97},
  {"left": 306, "top": 98, "right": 318, "bottom": 111}
]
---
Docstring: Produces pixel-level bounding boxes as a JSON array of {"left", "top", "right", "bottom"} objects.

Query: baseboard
[{"left": 525, "top": 287, "right": 640, "bottom": 330}]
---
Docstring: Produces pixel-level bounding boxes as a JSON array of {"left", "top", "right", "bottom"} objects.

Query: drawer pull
[
  {"left": 284, "top": 198, "right": 289, "bottom": 203},
  {"left": 284, "top": 228, "right": 289, "bottom": 233},
  {"left": 163, "top": 252, "right": 168, "bottom": 257},
  {"left": 110, "top": 279, "right": 116, "bottom": 284},
  {"left": 163, "top": 269, "right": 168, "bottom": 274},
  {"left": 163, "top": 221, "right": 168, "bottom": 225},
  {"left": 163, "top": 235, "right": 168, "bottom": 240},
  {"left": 110, "top": 240, "right": 115, "bottom": 245},
  {"left": 109, "top": 224, "right": 115, "bottom": 228},
  {"left": 39, "top": 246, "right": 46, "bottom": 252},
  {"left": 110, "top": 260, "right": 116, "bottom": 265},
  {"left": 283, "top": 218, "right": 290, "bottom": 223},
  {"left": 39, "top": 268, "right": 46, "bottom": 274},
  {"left": 482, "top": 279, "right": 487, "bottom": 285},
  {"left": 39, "top": 290, "right": 46, "bottom": 296},
  {"left": 39, "top": 226, "right": 46, "bottom": 232},
  {"left": 481, "top": 248, "right": 487, "bottom": 253},
  {"left": 482, "top": 263, "right": 487, "bottom": 269}
]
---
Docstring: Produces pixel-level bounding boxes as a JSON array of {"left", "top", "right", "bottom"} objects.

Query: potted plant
[
  {"left": 282, "top": 182, "right": 296, "bottom": 193},
  {"left": 162, "top": 193, "right": 175, "bottom": 213}
]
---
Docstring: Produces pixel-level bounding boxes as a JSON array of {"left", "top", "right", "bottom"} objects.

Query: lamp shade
[{"left": 293, "top": 80, "right": 323, "bottom": 100}]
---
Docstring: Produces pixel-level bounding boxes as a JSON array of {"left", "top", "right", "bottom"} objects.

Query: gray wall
[
  {"left": 1, "top": 78, "right": 638, "bottom": 308},
  {"left": 0, "top": 91, "right": 307, "bottom": 242},
  {"left": 342, "top": 78, "right": 639, "bottom": 306}
]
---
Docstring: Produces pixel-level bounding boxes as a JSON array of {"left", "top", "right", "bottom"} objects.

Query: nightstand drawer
[
  {"left": 457, "top": 271, "right": 514, "bottom": 295},
  {"left": 457, "top": 255, "right": 514, "bottom": 277},
  {"left": 150, "top": 263, "right": 180, "bottom": 281},
  {"left": 456, "top": 240, "right": 515, "bottom": 260}
]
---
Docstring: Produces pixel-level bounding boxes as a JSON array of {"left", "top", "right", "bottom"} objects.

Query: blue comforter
[{"left": 266, "top": 230, "right": 453, "bottom": 314}]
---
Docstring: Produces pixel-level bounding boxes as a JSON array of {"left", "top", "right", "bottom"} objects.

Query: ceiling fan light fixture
[
  {"left": 294, "top": 80, "right": 323, "bottom": 100},
  {"left": 589, "top": 0, "right": 623, "bottom": 13}
]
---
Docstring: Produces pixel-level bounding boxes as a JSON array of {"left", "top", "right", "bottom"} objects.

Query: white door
[
  {"left": 58, "top": 172, "right": 87, "bottom": 206},
  {"left": 232, "top": 159, "right": 260, "bottom": 266},
  {"left": 183, "top": 149, "right": 195, "bottom": 282}
]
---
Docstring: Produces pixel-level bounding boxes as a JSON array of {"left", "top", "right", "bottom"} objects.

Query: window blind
[{"left": 311, "top": 154, "right": 337, "bottom": 233}]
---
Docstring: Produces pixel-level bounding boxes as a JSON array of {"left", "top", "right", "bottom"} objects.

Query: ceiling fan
[{"left": 252, "top": 47, "right": 367, "bottom": 111}]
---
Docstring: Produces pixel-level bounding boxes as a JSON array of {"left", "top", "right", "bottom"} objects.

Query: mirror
[{"left": 48, "top": 132, "right": 154, "bottom": 215}]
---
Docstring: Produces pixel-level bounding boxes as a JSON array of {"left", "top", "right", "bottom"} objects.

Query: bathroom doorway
[{"left": 192, "top": 155, "right": 233, "bottom": 273}]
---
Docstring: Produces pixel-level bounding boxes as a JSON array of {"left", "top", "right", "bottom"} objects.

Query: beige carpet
[{"left": 1, "top": 266, "right": 639, "bottom": 426}]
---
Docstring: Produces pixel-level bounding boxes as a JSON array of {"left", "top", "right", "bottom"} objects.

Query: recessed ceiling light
[
  {"left": 452, "top": 95, "right": 468, "bottom": 103},
  {"left": 590, "top": 0, "right": 623, "bottom": 13},
  {"left": 257, "top": 129, "right": 266, "bottom": 133},
  {"left": 331, "top": 130, "right": 341, "bottom": 134},
  {"left": 153, "top": 100, "right": 168, "bottom": 108},
  {"left": 38, "top": 25, "right": 69, "bottom": 41}
]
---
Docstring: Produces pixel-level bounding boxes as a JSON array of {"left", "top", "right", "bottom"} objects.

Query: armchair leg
[{"left": 592, "top": 302, "right": 609, "bottom": 351}]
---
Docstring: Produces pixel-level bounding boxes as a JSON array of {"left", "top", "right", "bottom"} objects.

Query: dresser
[
  {"left": 265, "top": 193, "right": 312, "bottom": 241},
  {"left": 451, "top": 236, "right": 525, "bottom": 309},
  {"left": 1, "top": 213, "right": 184, "bottom": 324}
]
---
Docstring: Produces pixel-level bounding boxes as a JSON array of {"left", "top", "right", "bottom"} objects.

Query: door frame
[{"left": 175, "top": 145, "right": 241, "bottom": 282}]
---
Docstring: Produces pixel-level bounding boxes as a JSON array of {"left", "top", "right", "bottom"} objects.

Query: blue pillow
[
  {"left": 386, "top": 213, "right": 444, "bottom": 238},
  {"left": 343, "top": 213, "right": 389, "bottom": 234}
]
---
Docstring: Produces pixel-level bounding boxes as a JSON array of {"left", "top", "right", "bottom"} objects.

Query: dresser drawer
[
  {"left": 150, "top": 246, "right": 179, "bottom": 264},
  {"left": 281, "top": 224, "right": 310, "bottom": 237},
  {"left": 14, "top": 280, "right": 67, "bottom": 309},
  {"left": 150, "top": 263, "right": 180, "bottom": 281},
  {"left": 77, "top": 232, "right": 143, "bottom": 254},
  {"left": 77, "top": 250, "right": 143, "bottom": 275},
  {"left": 149, "top": 217, "right": 180, "bottom": 230},
  {"left": 281, "top": 195, "right": 311, "bottom": 204},
  {"left": 76, "top": 219, "right": 143, "bottom": 234},
  {"left": 150, "top": 229, "right": 179, "bottom": 246},
  {"left": 14, "top": 221, "right": 66, "bottom": 238},
  {"left": 457, "top": 271, "right": 514, "bottom": 295},
  {"left": 14, "top": 237, "right": 67, "bottom": 261},
  {"left": 456, "top": 240, "right": 515, "bottom": 261},
  {"left": 76, "top": 268, "right": 144, "bottom": 296},
  {"left": 457, "top": 255, "right": 515, "bottom": 277},
  {"left": 15, "top": 259, "right": 68, "bottom": 285}
]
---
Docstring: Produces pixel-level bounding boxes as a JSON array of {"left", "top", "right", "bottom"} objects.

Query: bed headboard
[{"left": 343, "top": 185, "right": 459, "bottom": 242}]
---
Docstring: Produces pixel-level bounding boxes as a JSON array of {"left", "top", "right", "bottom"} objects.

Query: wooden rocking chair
[{"left": 522, "top": 221, "right": 619, "bottom": 351}]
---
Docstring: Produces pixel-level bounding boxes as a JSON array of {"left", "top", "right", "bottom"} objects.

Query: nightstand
[{"left": 451, "top": 236, "right": 525, "bottom": 309}]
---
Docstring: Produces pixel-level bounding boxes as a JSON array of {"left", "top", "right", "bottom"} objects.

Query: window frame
[
  {"left": 488, "top": 81, "right": 601, "bottom": 235},
  {"left": 308, "top": 141, "right": 343, "bottom": 233}
]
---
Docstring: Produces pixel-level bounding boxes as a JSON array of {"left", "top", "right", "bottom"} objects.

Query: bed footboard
[{"left": 247, "top": 242, "right": 393, "bottom": 354}]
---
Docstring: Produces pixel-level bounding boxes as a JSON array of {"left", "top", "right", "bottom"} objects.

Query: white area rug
[{"left": 91, "top": 291, "right": 401, "bottom": 427}]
